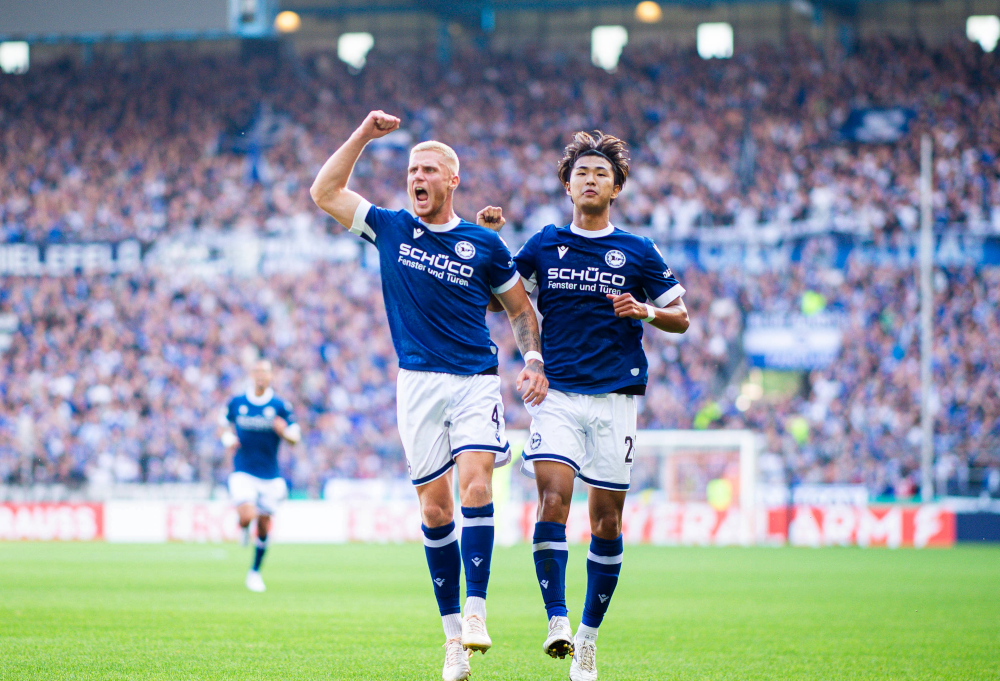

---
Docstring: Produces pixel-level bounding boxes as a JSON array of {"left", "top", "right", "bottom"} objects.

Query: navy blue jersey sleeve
[
  {"left": 513, "top": 230, "right": 543, "bottom": 293},
  {"left": 348, "top": 199, "right": 403, "bottom": 246},
  {"left": 489, "top": 232, "right": 520, "bottom": 294},
  {"left": 219, "top": 399, "right": 236, "bottom": 427},
  {"left": 279, "top": 399, "right": 295, "bottom": 424},
  {"left": 641, "top": 238, "right": 686, "bottom": 307}
]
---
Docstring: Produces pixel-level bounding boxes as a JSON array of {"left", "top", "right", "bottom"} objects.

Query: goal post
[{"left": 504, "top": 429, "right": 759, "bottom": 545}]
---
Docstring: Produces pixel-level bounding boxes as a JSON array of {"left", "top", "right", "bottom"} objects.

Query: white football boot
[
  {"left": 245, "top": 569, "right": 266, "bottom": 593},
  {"left": 442, "top": 637, "right": 471, "bottom": 681},
  {"left": 543, "top": 615, "right": 574, "bottom": 659},
  {"left": 461, "top": 614, "right": 492, "bottom": 654},
  {"left": 569, "top": 636, "right": 598, "bottom": 681}
]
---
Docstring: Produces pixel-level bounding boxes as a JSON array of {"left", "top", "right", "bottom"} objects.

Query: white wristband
[
  {"left": 643, "top": 304, "right": 656, "bottom": 322},
  {"left": 523, "top": 351, "right": 544, "bottom": 365}
]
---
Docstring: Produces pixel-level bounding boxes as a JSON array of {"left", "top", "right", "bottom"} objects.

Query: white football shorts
[
  {"left": 227, "top": 472, "right": 288, "bottom": 515},
  {"left": 520, "top": 389, "right": 637, "bottom": 491},
  {"left": 396, "top": 368, "right": 511, "bottom": 486}
]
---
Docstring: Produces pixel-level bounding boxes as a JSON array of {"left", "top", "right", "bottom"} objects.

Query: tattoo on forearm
[{"left": 511, "top": 309, "right": 540, "bottom": 355}]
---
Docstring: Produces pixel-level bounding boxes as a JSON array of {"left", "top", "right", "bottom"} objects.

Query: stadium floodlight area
[
  {"left": 508, "top": 428, "right": 758, "bottom": 545},
  {"left": 697, "top": 22, "right": 734, "bottom": 60},
  {"left": 591, "top": 25, "right": 628, "bottom": 72},
  {"left": 0, "top": 41, "right": 29, "bottom": 74},
  {"left": 967, "top": 15, "right": 1000, "bottom": 52},
  {"left": 338, "top": 32, "right": 374, "bottom": 71}
]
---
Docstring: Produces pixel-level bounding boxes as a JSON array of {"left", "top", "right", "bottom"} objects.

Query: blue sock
[
  {"left": 252, "top": 536, "right": 268, "bottom": 572},
  {"left": 581, "top": 534, "right": 623, "bottom": 629},
  {"left": 461, "top": 504, "right": 494, "bottom": 600},
  {"left": 533, "top": 521, "right": 569, "bottom": 618},
  {"left": 423, "top": 522, "right": 461, "bottom": 616}
]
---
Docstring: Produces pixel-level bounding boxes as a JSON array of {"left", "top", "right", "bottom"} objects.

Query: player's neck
[
  {"left": 418, "top": 198, "right": 458, "bottom": 226},
  {"left": 572, "top": 208, "right": 612, "bottom": 232},
  {"left": 254, "top": 388, "right": 267, "bottom": 397}
]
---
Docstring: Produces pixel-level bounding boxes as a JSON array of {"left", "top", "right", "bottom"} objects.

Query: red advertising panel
[
  {"left": 781, "top": 505, "right": 956, "bottom": 548},
  {"left": 0, "top": 502, "right": 104, "bottom": 540}
]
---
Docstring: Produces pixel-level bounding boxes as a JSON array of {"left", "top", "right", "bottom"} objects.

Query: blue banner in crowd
[
  {"left": 655, "top": 232, "right": 1000, "bottom": 273},
  {"left": 839, "top": 108, "right": 916, "bottom": 143}
]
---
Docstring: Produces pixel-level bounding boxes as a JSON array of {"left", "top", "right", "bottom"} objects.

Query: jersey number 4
[{"left": 624, "top": 436, "right": 635, "bottom": 464}]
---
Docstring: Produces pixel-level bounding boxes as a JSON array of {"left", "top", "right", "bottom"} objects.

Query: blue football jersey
[
  {"left": 514, "top": 223, "right": 685, "bottom": 394},
  {"left": 349, "top": 200, "right": 520, "bottom": 375},
  {"left": 222, "top": 389, "right": 294, "bottom": 479}
]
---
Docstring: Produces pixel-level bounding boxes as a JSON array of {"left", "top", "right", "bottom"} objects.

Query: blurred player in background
[
  {"left": 489, "top": 132, "right": 688, "bottom": 680},
  {"left": 219, "top": 359, "right": 301, "bottom": 593},
  {"left": 310, "top": 111, "right": 547, "bottom": 681}
]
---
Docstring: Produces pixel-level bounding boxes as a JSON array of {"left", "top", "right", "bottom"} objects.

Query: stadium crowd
[
  {"left": 1, "top": 36, "right": 998, "bottom": 498},
  {"left": 1, "top": 254, "right": 997, "bottom": 498},
  {"left": 1, "top": 37, "right": 999, "bottom": 244}
]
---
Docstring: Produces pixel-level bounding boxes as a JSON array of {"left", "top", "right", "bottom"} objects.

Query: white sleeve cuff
[
  {"left": 652, "top": 284, "right": 685, "bottom": 308},
  {"left": 491, "top": 272, "right": 520, "bottom": 295},
  {"left": 520, "top": 273, "right": 537, "bottom": 293},
  {"left": 349, "top": 199, "right": 376, "bottom": 242}
]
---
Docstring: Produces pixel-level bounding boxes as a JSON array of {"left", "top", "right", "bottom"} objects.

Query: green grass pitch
[{"left": 2, "top": 543, "right": 997, "bottom": 680}]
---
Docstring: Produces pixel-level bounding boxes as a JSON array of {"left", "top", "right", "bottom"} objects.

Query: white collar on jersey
[
  {"left": 245, "top": 388, "right": 274, "bottom": 406},
  {"left": 419, "top": 215, "right": 463, "bottom": 232},
  {"left": 570, "top": 223, "right": 615, "bottom": 239}
]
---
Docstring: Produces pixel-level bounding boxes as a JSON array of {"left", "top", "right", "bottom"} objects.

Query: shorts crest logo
[
  {"left": 455, "top": 241, "right": 476, "bottom": 260},
  {"left": 530, "top": 432, "right": 542, "bottom": 450},
  {"left": 605, "top": 250, "right": 626, "bottom": 268}
]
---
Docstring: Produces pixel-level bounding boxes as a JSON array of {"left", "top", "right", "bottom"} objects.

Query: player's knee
[
  {"left": 460, "top": 480, "right": 492, "bottom": 507},
  {"left": 537, "top": 489, "right": 570, "bottom": 523},
  {"left": 421, "top": 501, "right": 454, "bottom": 528},
  {"left": 590, "top": 511, "right": 622, "bottom": 539}
]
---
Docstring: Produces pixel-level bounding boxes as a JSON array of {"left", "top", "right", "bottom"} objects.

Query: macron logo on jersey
[
  {"left": 557, "top": 245, "right": 569, "bottom": 259},
  {"left": 413, "top": 227, "right": 424, "bottom": 239}
]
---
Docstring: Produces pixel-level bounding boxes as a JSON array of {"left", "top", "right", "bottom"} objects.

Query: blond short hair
[{"left": 409, "top": 141, "right": 460, "bottom": 176}]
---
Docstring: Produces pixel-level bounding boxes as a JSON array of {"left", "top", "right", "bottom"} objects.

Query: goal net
[{"left": 502, "top": 429, "right": 758, "bottom": 546}]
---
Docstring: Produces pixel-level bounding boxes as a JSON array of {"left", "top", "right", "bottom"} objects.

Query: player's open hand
[
  {"left": 516, "top": 359, "right": 548, "bottom": 406},
  {"left": 272, "top": 416, "right": 288, "bottom": 437},
  {"left": 476, "top": 206, "right": 505, "bottom": 232},
  {"left": 607, "top": 292, "right": 649, "bottom": 320},
  {"left": 358, "top": 110, "right": 400, "bottom": 141}
]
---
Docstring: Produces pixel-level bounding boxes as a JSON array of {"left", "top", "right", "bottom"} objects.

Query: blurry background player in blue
[
  {"left": 310, "top": 110, "right": 547, "bottom": 681},
  {"left": 488, "top": 132, "right": 689, "bottom": 681},
  {"left": 219, "top": 359, "right": 301, "bottom": 593}
]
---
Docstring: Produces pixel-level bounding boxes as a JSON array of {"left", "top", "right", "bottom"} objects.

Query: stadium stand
[{"left": 1, "top": 38, "right": 998, "bottom": 498}]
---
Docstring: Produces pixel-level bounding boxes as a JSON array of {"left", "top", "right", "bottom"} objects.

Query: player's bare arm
[
  {"left": 309, "top": 110, "right": 401, "bottom": 226},
  {"left": 606, "top": 293, "right": 689, "bottom": 334},
  {"left": 495, "top": 283, "right": 548, "bottom": 406},
  {"left": 272, "top": 416, "right": 302, "bottom": 445},
  {"left": 478, "top": 207, "right": 514, "bottom": 314}
]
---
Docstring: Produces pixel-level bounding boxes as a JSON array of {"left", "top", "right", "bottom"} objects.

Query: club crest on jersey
[
  {"left": 557, "top": 245, "right": 569, "bottom": 259},
  {"left": 455, "top": 241, "right": 476, "bottom": 260},
  {"left": 263, "top": 406, "right": 276, "bottom": 419},
  {"left": 605, "top": 250, "right": 626, "bottom": 268},
  {"left": 413, "top": 227, "right": 424, "bottom": 239},
  {"left": 238, "top": 405, "right": 248, "bottom": 415}
]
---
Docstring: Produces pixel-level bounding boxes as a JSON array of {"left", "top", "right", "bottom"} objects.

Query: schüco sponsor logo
[
  {"left": 398, "top": 244, "right": 474, "bottom": 278},
  {"left": 546, "top": 267, "right": 626, "bottom": 286},
  {"left": 236, "top": 415, "right": 276, "bottom": 431}
]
